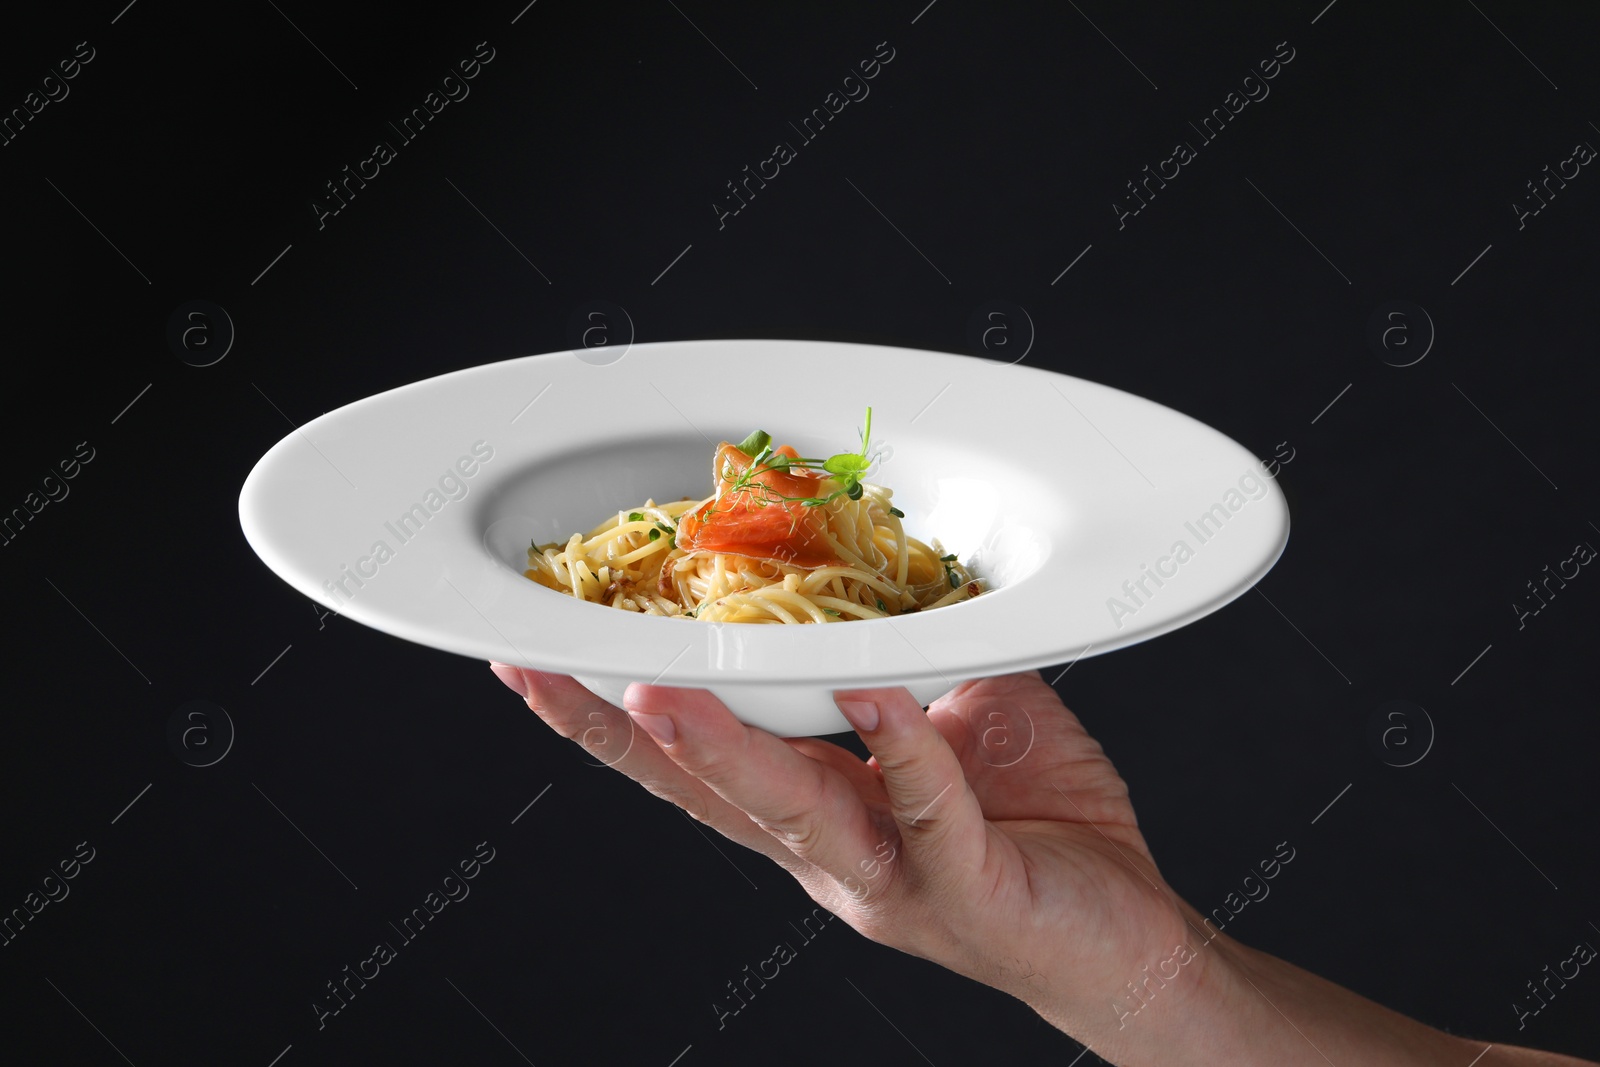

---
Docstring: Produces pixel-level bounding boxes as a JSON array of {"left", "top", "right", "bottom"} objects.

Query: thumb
[{"left": 834, "top": 687, "right": 987, "bottom": 878}]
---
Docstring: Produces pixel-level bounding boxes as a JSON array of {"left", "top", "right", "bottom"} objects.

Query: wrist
[
  {"left": 1017, "top": 893, "right": 1247, "bottom": 1064},
  {"left": 1078, "top": 898, "right": 1474, "bottom": 1066},
  {"left": 1027, "top": 894, "right": 1478, "bottom": 1066},
  {"left": 1082, "top": 899, "right": 1251, "bottom": 1065}
]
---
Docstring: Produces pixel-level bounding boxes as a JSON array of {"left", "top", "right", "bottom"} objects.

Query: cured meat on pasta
[{"left": 523, "top": 410, "right": 981, "bottom": 623}]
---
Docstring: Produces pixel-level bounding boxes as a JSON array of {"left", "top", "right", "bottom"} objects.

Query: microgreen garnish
[
  {"left": 823, "top": 451, "right": 870, "bottom": 479},
  {"left": 648, "top": 528, "right": 660, "bottom": 541},
  {"left": 628, "top": 511, "right": 643, "bottom": 522},
  {"left": 888, "top": 506, "right": 904, "bottom": 518},
  {"left": 940, "top": 553, "right": 960, "bottom": 588},
  {"left": 719, "top": 407, "right": 880, "bottom": 513},
  {"left": 823, "top": 608, "right": 840, "bottom": 616},
  {"left": 876, "top": 598, "right": 886, "bottom": 612}
]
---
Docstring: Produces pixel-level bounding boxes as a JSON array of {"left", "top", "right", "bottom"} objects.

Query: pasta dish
[{"left": 524, "top": 409, "right": 982, "bottom": 623}]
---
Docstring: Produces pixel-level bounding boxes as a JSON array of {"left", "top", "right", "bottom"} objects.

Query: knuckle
[
  {"left": 871, "top": 744, "right": 921, "bottom": 775},
  {"left": 531, "top": 692, "right": 614, "bottom": 744},
  {"left": 752, "top": 810, "right": 825, "bottom": 859},
  {"left": 750, "top": 766, "right": 831, "bottom": 857},
  {"left": 889, "top": 788, "right": 956, "bottom": 830},
  {"left": 673, "top": 728, "right": 751, "bottom": 782},
  {"left": 677, "top": 747, "right": 742, "bottom": 783},
  {"left": 876, "top": 753, "right": 949, "bottom": 797}
]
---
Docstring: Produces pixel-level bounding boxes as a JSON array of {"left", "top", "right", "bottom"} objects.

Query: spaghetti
[{"left": 523, "top": 410, "right": 981, "bottom": 623}]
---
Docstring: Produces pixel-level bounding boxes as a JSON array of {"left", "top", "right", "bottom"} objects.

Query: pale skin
[{"left": 489, "top": 664, "right": 1596, "bottom": 1066}]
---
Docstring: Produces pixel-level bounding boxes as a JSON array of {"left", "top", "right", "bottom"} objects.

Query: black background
[{"left": 3, "top": 1, "right": 1598, "bottom": 1064}]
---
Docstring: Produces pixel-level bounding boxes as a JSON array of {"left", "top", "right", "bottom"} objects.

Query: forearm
[{"left": 1048, "top": 899, "right": 1597, "bottom": 1066}]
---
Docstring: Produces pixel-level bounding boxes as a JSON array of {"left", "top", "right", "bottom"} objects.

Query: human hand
[{"left": 488, "top": 664, "right": 1215, "bottom": 1054}]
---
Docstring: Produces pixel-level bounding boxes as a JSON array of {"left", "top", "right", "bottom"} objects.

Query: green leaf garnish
[
  {"left": 628, "top": 511, "right": 643, "bottom": 522},
  {"left": 888, "top": 506, "right": 904, "bottom": 518},
  {"left": 876, "top": 598, "right": 886, "bottom": 611},
  {"left": 940, "top": 551, "right": 961, "bottom": 588},
  {"left": 716, "top": 408, "right": 878, "bottom": 515},
  {"left": 824, "top": 453, "right": 870, "bottom": 476},
  {"left": 648, "top": 528, "right": 660, "bottom": 541},
  {"left": 736, "top": 429, "right": 771, "bottom": 456},
  {"left": 823, "top": 608, "right": 840, "bottom": 616}
]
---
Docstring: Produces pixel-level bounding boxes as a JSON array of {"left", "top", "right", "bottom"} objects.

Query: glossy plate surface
[{"left": 239, "top": 340, "right": 1289, "bottom": 735}]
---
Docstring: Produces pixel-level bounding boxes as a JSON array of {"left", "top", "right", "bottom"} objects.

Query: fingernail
[
  {"left": 837, "top": 699, "right": 880, "bottom": 732},
  {"left": 628, "top": 710, "right": 676, "bottom": 746},
  {"left": 489, "top": 662, "right": 529, "bottom": 699}
]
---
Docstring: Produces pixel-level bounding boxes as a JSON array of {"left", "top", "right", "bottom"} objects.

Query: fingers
[
  {"left": 784, "top": 737, "right": 890, "bottom": 806},
  {"left": 487, "top": 663, "right": 807, "bottom": 875},
  {"left": 622, "top": 684, "right": 884, "bottom": 885},
  {"left": 834, "top": 687, "right": 988, "bottom": 879}
]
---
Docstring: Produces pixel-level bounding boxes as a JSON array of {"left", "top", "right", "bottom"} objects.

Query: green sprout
[{"left": 719, "top": 407, "right": 879, "bottom": 512}]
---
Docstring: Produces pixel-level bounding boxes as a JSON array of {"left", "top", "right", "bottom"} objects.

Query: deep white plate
[{"left": 239, "top": 339, "right": 1288, "bottom": 736}]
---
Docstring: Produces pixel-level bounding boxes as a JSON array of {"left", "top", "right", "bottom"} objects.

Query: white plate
[{"left": 239, "top": 340, "right": 1288, "bottom": 736}]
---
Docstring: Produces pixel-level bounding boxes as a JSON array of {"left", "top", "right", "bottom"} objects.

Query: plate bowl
[
  {"left": 240, "top": 339, "right": 1288, "bottom": 736},
  {"left": 476, "top": 425, "right": 1058, "bottom": 733}
]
